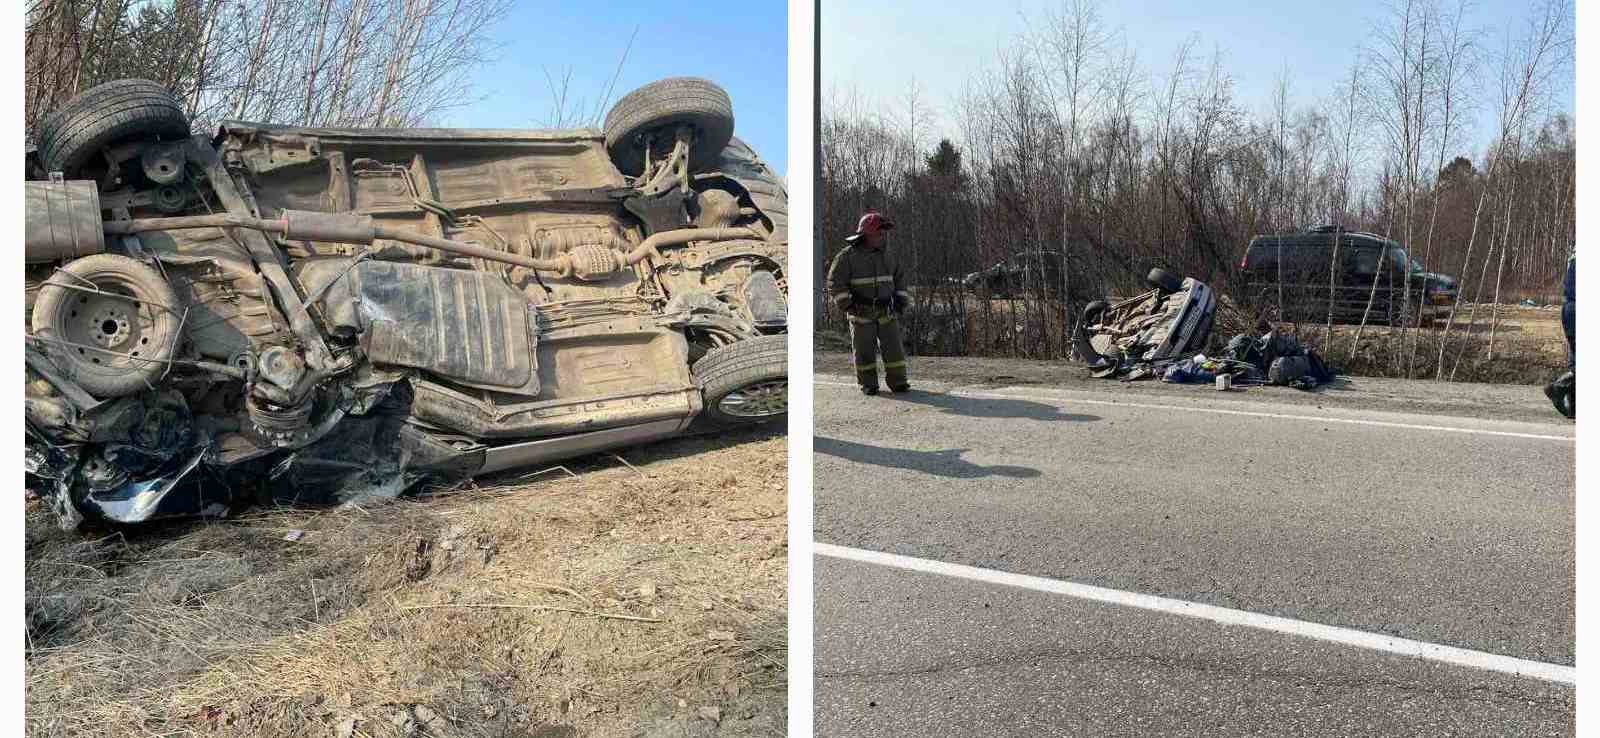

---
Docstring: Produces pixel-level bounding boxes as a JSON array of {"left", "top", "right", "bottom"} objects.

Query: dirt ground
[{"left": 25, "top": 429, "right": 787, "bottom": 738}]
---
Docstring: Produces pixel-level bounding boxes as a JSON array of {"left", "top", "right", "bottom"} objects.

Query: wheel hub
[
  {"left": 88, "top": 306, "right": 132, "bottom": 348},
  {"left": 718, "top": 379, "right": 787, "bottom": 418},
  {"left": 64, "top": 292, "right": 151, "bottom": 364}
]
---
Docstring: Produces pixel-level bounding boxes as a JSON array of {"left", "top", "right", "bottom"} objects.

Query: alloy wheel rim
[{"left": 718, "top": 379, "right": 787, "bottom": 417}]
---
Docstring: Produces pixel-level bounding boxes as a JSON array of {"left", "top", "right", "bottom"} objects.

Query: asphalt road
[{"left": 812, "top": 371, "right": 1575, "bottom": 736}]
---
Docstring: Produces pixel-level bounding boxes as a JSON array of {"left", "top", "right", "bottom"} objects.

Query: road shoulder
[{"left": 815, "top": 351, "right": 1570, "bottom": 426}]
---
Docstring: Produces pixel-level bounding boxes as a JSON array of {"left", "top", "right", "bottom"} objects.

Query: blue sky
[
  {"left": 442, "top": 0, "right": 788, "bottom": 174},
  {"left": 822, "top": 0, "right": 1574, "bottom": 163}
]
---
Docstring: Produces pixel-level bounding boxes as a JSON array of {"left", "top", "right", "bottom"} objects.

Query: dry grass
[
  {"left": 26, "top": 430, "right": 787, "bottom": 738},
  {"left": 1267, "top": 304, "right": 1568, "bottom": 385}
]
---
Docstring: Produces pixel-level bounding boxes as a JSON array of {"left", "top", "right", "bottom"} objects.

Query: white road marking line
[
  {"left": 814, "top": 379, "right": 1574, "bottom": 442},
  {"left": 814, "top": 542, "right": 1576, "bottom": 685}
]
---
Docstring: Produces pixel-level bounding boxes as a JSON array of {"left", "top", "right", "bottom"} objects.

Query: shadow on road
[
  {"left": 814, "top": 436, "right": 1041, "bottom": 479},
  {"left": 881, "top": 389, "right": 1101, "bottom": 422}
]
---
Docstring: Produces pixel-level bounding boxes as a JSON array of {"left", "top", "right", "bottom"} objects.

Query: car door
[{"left": 1340, "top": 242, "right": 1399, "bottom": 323}]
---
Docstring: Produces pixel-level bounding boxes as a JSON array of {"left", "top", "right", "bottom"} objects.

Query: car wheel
[
  {"left": 31, "top": 254, "right": 181, "bottom": 398},
  {"left": 691, "top": 334, "right": 787, "bottom": 428},
  {"left": 35, "top": 79, "right": 190, "bottom": 180},
  {"left": 712, "top": 137, "right": 787, "bottom": 241},
  {"left": 604, "top": 77, "right": 735, "bottom": 177},
  {"left": 1078, "top": 300, "right": 1116, "bottom": 362},
  {"left": 1147, "top": 267, "right": 1183, "bottom": 293},
  {"left": 1081, "top": 300, "right": 1110, "bottom": 325}
]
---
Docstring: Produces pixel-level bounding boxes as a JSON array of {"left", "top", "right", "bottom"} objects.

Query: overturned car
[
  {"left": 1072, "top": 268, "right": 1217, "bottom": 378},
  {"left": 25, "top": 78, "right": 788, "bottom": 529}
]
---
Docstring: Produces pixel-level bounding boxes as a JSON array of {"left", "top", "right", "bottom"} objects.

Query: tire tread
[{"left": 37, "top": 79, "right": 189, "bottom": 176}]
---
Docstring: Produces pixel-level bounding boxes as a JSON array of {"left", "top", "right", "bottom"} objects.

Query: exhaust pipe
[{"left": 104, "top": 210, "right": 760, "bottom": 276}]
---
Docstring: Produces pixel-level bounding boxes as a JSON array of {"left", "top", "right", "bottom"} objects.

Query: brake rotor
[{"left": 153, "top": 184, "right": 188, "bottom": 213}]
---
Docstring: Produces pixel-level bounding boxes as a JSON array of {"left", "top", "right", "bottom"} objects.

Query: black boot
[
  {"left": 1545, "top": 372, "right": 1575, "bottom": 418},
  {"left": 860, "top": 386, "right": 879, "bottom": 396}
]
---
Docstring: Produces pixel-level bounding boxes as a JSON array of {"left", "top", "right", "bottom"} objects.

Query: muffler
[{"left": 25, "top": 179, "right": 105, "bottom": 263}]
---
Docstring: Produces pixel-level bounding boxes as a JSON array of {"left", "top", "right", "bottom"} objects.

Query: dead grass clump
[{"left": 27, "top": 430, "right": 787, "bottom": 738}]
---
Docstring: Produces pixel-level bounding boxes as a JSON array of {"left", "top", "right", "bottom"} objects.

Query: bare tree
[
  {"left": 25, "top": 0, "right": 513, "bottom": 139},
  {"left": 1405, "top": 0, "right": 1477, "bottom": 377},
  {"left": 1323, "top": 60, "right": 1365, "bottom": 347},
  {"left": 1438, "top": 0, "right": 1571, "bottom": 378}
]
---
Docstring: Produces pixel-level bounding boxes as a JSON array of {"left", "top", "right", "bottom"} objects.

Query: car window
[
  {"left": 1349, "top": 247, "right": 1383, "bottom": 275},
  {"left": 1388, "top": 247, "right": 1410, "bottom": 273},
  {"left": 1285, "top": 245, "right": 1324, "bottom": 272},
  {"left": 1248, "top": 243, "right": 1279, "bottom": 269}
]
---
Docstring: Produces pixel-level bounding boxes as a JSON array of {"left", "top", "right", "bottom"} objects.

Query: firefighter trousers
[{"left": 848, "top": 309, "right": 908, "bottom": 391}]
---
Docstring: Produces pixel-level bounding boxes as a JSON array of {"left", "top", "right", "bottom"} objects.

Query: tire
[
  {"left": 604, "top": 77, "right": 735, "bottom": 177},
  {"left": 714, "top": 137, "right": 787, "bottom": 241},
  {"left": 691, "top": 334, "right": 786, "bottom": 428},
  {"left": 1077, "top": 300, "right": 1114, "bottom": 362},
  {"left": 36, "top": 79, "right": 190, "bottom": 179},
  {"left": 1407, "top": 292, "right": 1430, "bottom": 327},
  {"left": 31, "top": 254, "right": 181, "bottom": 398},
  {"left": 1147, "top": 267, "right": 1183, "bottom": 293}
]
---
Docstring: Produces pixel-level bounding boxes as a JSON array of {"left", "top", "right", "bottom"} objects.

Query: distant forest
[{"left": 820, "top": 0, "right": 1573, "bottom": 378}]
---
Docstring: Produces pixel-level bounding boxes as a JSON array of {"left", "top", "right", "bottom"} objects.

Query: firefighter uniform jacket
[{"left": 826, "top": 242, "right": 909, "bottom": 314}]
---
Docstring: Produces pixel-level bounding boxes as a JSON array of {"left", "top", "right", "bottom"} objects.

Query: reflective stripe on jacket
[{"left": 826, "top": 243, "right": 908, "bottom": 309}]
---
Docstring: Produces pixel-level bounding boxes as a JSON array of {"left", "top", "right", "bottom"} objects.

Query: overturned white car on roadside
[
  {"left": 1073, "top": 267, "right": 1217, "bottom": 378},
  {"left": 25, "top": 77, "right": 788, "bottom": 528}
]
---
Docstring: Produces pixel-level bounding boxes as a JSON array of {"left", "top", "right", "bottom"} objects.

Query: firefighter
[
  {"left": 827, "top": 210, "right": 910, "bottom": 395},
  {"left": 1544, "top": 253, "right": 1575, "bottom": 418}
]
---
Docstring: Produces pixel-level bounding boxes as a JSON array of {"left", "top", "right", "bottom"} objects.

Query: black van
[{"left": 1239, "top": 227, "right": 1458, "bottom": 326}]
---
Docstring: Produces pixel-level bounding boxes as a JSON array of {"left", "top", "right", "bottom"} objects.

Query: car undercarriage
[{"left": 25, "top": 77, "right": 788, "bottom": 528}]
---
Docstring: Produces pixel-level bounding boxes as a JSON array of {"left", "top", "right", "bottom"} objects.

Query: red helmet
[{"left": 845, "top": 210, "right": 895, "bottom": 242}]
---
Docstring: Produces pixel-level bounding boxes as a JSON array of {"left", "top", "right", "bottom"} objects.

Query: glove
[{"left": 892, "top": 294, "right": 909, "bottom": 314}]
